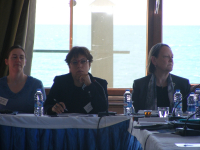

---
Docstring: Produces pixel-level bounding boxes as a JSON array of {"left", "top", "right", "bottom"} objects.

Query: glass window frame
[{"left": 33, "top": 0, "right": 197, "bottom": 91}]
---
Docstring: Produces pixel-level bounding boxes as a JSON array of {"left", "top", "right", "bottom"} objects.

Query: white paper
[{"left": 175, "top": 143, "right": 200, "bottom": 147}]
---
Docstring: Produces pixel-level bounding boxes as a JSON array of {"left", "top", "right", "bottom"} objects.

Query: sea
[{"left": 31, "top": 25, "right": 200, "bottom": 88}]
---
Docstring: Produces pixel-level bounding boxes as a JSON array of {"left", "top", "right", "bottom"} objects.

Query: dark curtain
[{"left": 0, "top": 0, "right": 36, "bottom": 77}]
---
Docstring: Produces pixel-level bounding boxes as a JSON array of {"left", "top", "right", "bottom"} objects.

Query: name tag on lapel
[
  {"left": 0, "top": 97, "right": 8, "bottom": 106},
  {"left": 84, "top": 102, "right": 93, "bottom": 113}
]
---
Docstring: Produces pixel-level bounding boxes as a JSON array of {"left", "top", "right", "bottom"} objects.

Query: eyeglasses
[{"left": 70, "top": 59, "right": 89, "bottom": 66}]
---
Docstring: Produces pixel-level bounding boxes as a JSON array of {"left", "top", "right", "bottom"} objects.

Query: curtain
[{"left": 0, "top": 0, "right": 36, "bottom": 77}]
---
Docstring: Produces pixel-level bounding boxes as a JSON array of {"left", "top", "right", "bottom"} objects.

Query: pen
[
  {"left": 53, "top": 99, "right": 68, "bottom": 111},
  {"left": 184, "top": 144, "right": 193, "bottom": 147}
]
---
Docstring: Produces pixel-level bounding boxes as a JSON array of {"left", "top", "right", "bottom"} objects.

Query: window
[
  {"left": 163, "top": 0, "right": 200, "bottom": 83},
  {"left": 31, "top": 0, "right": 147, "bottom": 88},
  {"left": 31, "top": 0, "right": 70, "bottom": 87}
]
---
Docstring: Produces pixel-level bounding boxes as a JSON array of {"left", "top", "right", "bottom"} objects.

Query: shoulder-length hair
[{"left": 147, "top": 43, "right": 170, "bottom": 74}]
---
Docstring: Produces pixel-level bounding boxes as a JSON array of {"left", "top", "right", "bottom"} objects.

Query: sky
[
  {"left": 163, "top": 0, "right": 200, "bottom": 25},
  {"left": 35, "top": 0, "right": 146, "bottom": 25},
  {"left": 35, "top": 0, "right": 200, "bottom": 26}
]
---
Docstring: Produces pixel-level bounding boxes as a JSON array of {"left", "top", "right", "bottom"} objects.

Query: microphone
[
  {"left": 93, "top": 79, "right": 116, "bottom": 117},
  {"left": 171, "top": 90, "right": 191, "bottom": 118},
  {"left": 175, "top": 108, "right": 200, "bottom": 136}
]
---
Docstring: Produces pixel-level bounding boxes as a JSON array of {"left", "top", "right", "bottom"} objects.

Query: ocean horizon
[{"left": 31, "top": 25, "right": 200, "bottom": 88}]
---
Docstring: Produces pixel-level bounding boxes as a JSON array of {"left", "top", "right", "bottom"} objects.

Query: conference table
[
  {"left": 1, "top": 113, "right": 200, "bottom": 150},
  {"left": 129, "top": 117, "right": 200, "bottom": 150},
  {"left": 0, "top": 113, "right": 142, "bottom": 150}
]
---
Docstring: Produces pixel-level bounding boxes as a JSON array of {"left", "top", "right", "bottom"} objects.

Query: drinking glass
[{"left": 158, "top": 107, "right": 169, "bottom": 118}]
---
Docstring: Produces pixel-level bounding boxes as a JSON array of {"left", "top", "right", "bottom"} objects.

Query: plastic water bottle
[
  {"left": 123, "top": 89, "right": 134, "bottom": 115},
  {"left": 187, "top": 92, "right": 196, "bottom": 119},
  {"left": 195, "top": 88, "right": 200, "bottom": 116},
  {"left": 34, "top": 89, "right": 44, "bottom": 116},
  {"left": 174, "top": 89, "right": 182, "bottom": 116}
]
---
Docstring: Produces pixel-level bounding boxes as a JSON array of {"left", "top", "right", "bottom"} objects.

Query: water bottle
[
  {"left": 195, "top": 88, "right": 200, "bottom": 116},
  {"left": 187, "top": 92, "right": 196, "bottom": 119},
  {"left": 123, "top": 89, "right": 134, "bottom": 115},
  {"left": 174, "top": 89, "right": 182, "bottom": 116},
  {"left": 34, "top": 88, "right": 44, "bottom": 116}
]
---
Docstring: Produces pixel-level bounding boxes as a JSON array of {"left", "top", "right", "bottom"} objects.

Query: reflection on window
[
  {"left": 31, "top": 0, "right": 70, "bottom": 87},
  {"left": 163, "top": 0, "right": 200, "bottom": 83},
  {"left": 31, "top": 0, "right": 147, "bottom": 88},
  {"left": 73, "top": 0, "right": 147, "bottom": 88}
]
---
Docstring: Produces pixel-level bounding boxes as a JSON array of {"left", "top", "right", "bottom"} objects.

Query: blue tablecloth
[{"left": 0, "top": 118, "right": 142, "bottom": 150}]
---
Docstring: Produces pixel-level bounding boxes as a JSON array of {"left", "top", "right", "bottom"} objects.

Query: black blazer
[
  {"left": 132, "top": 74, "right": 190, "bottom": 113},
  {"left": 44, "top": 73, "right": 108, "bottom": 115}
]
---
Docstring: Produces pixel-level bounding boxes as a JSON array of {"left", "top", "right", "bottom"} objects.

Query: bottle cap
[
  {"left": 176, "top": 89, "right": 180, "bottom": 92},
  {"left": 195, "top": 88, "right": 200, "bottom": 94},
  {"left": 126, "top": 89, "right": 130, "bottom": 91},
  {"left": 195, "top": 88, "right": 200, "bottom": 91},
  {"left": 36, "top": 88, "right": 41, "bottom": 92}
]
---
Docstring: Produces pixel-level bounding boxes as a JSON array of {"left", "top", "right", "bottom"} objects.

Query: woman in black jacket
[
  {"left": 44, "top": 46, "right": 108, "bottom": 115},
  {"left": 132, "top": 43, "right": 191, "bottom": 113}
]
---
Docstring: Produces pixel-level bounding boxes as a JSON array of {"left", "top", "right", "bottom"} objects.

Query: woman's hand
[
  {"left": 79, "top": 74, "right": 91, "bottom": 86},
  {"left": 52, "top": 102, "right": 66, "bottom": 114}
]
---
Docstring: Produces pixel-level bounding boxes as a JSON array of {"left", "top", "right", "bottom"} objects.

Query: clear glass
[
  {"left": 158, "top": 107, "right": 169, "bottom": 118},
  {"left": 163, "top": 0, "right": 200, "bottom": 84},
  {"left": 31, "top": 53, "right": 69, "bottom": 87},
  {"left": 32, "top": 0, "right": 147, "bottom": 88},
  {"left": 73, "top": 0, "right": 147, "bottom": 88},
  {"left": 31, "top": 0, "right": 70, "bottom": 87}
]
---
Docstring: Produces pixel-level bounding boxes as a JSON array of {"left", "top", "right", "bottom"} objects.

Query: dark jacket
[
  {"left": 132, "top": 74, "right": 190, "bottom": 113},
  {"left": 44, "top": 73, "right": 108, "bottom": 115}
]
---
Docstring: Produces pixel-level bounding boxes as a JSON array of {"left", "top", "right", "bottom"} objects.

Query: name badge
[
  {"left": 84, "top": 102, "right": 93, "bottom": 113},
  {"left": 0, "top": 97, "right": 8, "bottom": 106}
]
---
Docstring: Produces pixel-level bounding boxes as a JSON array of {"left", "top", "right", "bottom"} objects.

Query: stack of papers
[
  {"left": 138, "top": 117, "right": 168, "bottom": 123},
  {"left": 57, "top": 113, "right": 97, "bottom": 117}
]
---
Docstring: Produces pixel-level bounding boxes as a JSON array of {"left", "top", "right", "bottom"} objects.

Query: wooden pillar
[{"left": 146, "top": 0, "right": 162, "bottom": 75}]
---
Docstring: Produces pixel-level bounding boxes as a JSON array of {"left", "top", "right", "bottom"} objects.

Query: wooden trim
[
  {"left": 44, "top": 84, "right": 198, "bottom": 114},
  {"left": 146, "top": 0, "right": 163, "bottom": 75},
  {"left": 107, "top": 88, "right": 132, "bottom": 96},
  {"left": 69, "top": 0, "right": 73, "bottom": 49},
  {"left": 45, "top": 84, "right": 198, "bottom": 97}
]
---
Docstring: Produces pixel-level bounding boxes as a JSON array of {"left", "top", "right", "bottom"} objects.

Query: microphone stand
[
  {"left": 92, "top": 80, "right": 116, "bottom": 117},
  {"left": 175, "top": 108, "right": 200, "bottom": 136},
  {"left": 172, "top": 100, "right": 182, "bottom": 117},
  {"left": 169, "top": 92, "right": 190, "bottom": 121},
  {"left": 183, "top": 108, "right": 200, "bottom": 136}
]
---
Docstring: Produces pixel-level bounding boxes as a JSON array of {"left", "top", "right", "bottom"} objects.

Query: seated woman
[
  {"left": 0, "top": 45, "right": 46, "bottom": 113},
  {"left": 132, "top": 43, "right": 191, "bottom": 113},
  {"left": 44, "top": 46, "right": 108, "bottom": 115}
]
